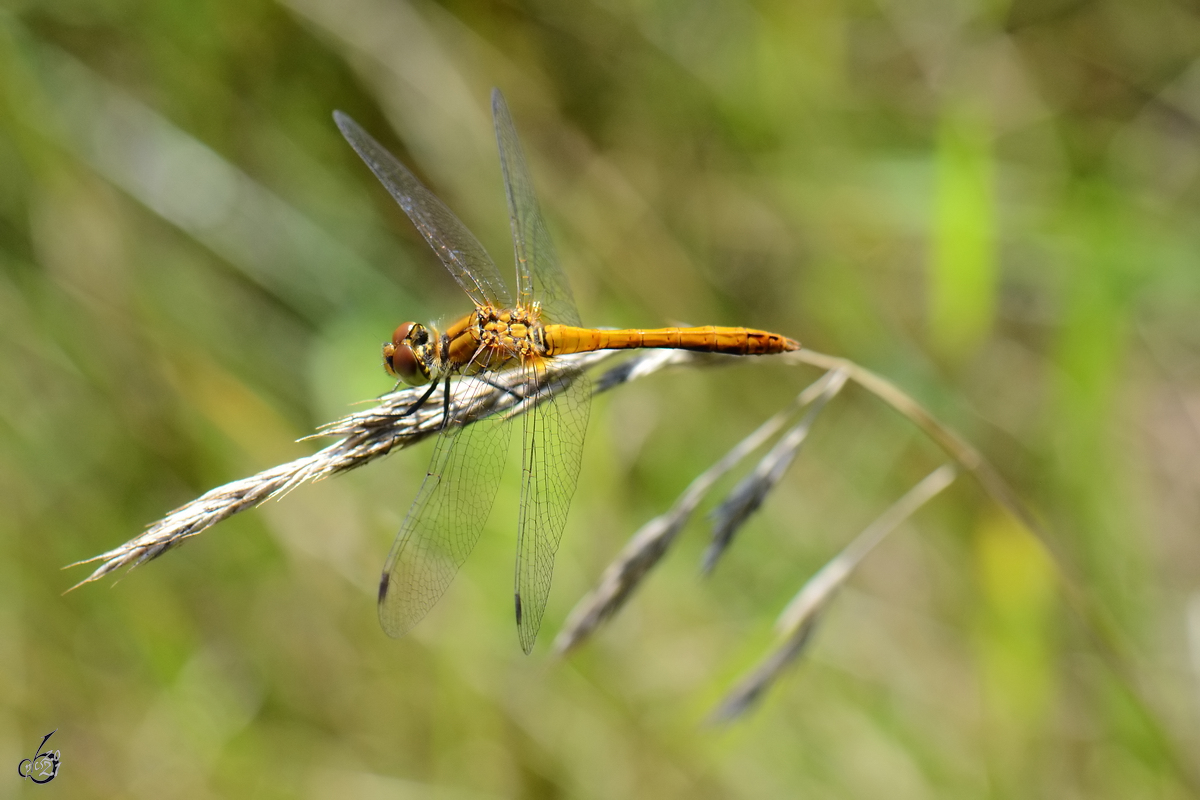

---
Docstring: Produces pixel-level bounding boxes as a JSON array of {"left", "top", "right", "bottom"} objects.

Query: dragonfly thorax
[{"left": 465, "top": 304, "right": 546, "bottom": 371}]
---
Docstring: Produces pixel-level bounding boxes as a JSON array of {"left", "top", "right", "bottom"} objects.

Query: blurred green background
[{"left": 2, "top": 0, "right": 1199, "bottom": 797}]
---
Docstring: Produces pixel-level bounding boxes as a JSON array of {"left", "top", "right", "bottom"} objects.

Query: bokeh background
[{"left": 2, "top": 0, "right": 1199, "bottom": 797}]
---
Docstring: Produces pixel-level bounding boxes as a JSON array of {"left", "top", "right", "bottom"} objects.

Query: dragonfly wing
[
  {"left": 491, "top": 90, "right": 582, "bottom": 327},
  {"left": 335, "top": 111, "right": 513, "bottom": 308},
  {"left": 514, "top": 361, "right": 592, "bottom": 653},
  {"left": 378, "top": 369, "right": 515, "bottom": 637}
]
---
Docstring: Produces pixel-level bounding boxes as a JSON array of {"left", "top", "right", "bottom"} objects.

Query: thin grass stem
[{"left": 709, "top": 465, "right": 957, "bottom": 722}]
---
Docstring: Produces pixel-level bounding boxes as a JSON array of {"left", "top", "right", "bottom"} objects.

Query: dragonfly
[{"left": 335, "top": 90, "right": 799, "bottom": 653}]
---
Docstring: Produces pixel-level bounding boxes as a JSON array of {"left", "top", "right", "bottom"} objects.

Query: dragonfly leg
[
  {"left": 440, "top": 375, "right": 452, "bottom": 430},
  {"left": 384, "top": 379, "right": 440, "bottom": 420},
  {"left": 475, "top": 374, "right": 525, "bottom": 403}
]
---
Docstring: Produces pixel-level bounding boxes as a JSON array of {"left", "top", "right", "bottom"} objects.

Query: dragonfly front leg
[{"left": 385, "top": 379, "right": 440, "bottom": 421}]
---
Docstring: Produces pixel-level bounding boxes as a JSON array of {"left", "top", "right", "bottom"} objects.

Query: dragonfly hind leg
[
  {"left": 440, "top": 375, "right": 452, "bottom": 430},
  {"left": 475, "top": 374, "right": 526, "bottom": 404}
]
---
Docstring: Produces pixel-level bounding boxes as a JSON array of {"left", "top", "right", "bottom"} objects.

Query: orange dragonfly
[{"left": 336, "top": 90, "right": 799, "bottom": 653}]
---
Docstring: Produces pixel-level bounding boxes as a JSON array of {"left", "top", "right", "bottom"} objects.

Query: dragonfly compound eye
[{"left": 383, "top": 322, "right": 430, "bottom": 385}]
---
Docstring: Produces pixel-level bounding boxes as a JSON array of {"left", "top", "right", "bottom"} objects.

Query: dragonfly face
[{"left": 383, "top": 321, "right": 439, "bottom": 385}]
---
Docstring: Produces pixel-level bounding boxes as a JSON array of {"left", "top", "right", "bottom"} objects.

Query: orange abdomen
[{"left": 543, "top": 325, "right": 799, "bottom": 357}]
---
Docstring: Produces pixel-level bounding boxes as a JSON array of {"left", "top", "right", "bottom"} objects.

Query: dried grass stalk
[
  {"left": 554, "top": 367, "right": 846, "bottom": 655},
  {"left": 67, "top": 348, "right": 700, "bottom": 588},
  {"left": 703, "top": 368, "right": 849, "bottom": 573},
  {"left": 65, "top": 346, "right": 1181, "bottom": 777},
  {"left": 709, "top": 464, "right": 957, "bottom": 722}
]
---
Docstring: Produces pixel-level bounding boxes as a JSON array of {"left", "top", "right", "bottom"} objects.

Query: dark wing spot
[
  {"left": 514, "top": 592, "right": 523, "bottom": 625},
  {"left": 378, "top": 572, "right": 390, "bottom": 604}
]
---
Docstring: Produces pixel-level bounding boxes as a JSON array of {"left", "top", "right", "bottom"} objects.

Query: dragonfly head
[{"left": 383, "top": 322, "right": 436, "bottom": 385}]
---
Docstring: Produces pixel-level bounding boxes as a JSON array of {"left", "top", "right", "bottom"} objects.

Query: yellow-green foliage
[{"left": 1, "top": 1, "right": 1198, "bottom": 797}]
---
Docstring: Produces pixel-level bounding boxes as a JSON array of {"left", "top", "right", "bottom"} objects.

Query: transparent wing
[
  {"left": 378, "top": 360, "right": 515, "bottom": 637},
  {"left": 491, "top": 90, "right": 582, "bottom": 326},
  {"left": 335, "top": 110, "right": 513, "bottom": 308},
  {"left": 514, "top": 360, "right": 592, "bottom": 653}
]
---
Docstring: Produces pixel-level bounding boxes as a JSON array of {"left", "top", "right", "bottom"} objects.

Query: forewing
[
  {"left": 491, "top": 90, "right": 582, "bottom": 326},
  {"left": 514, "top": 361, "right": 592, "bottom": 653},
  {"left": 378, "top": 369, "right": 515, "bottom": 637},
  {"left": 335, "top": 111, "right": 513, "bottom": 308}
]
